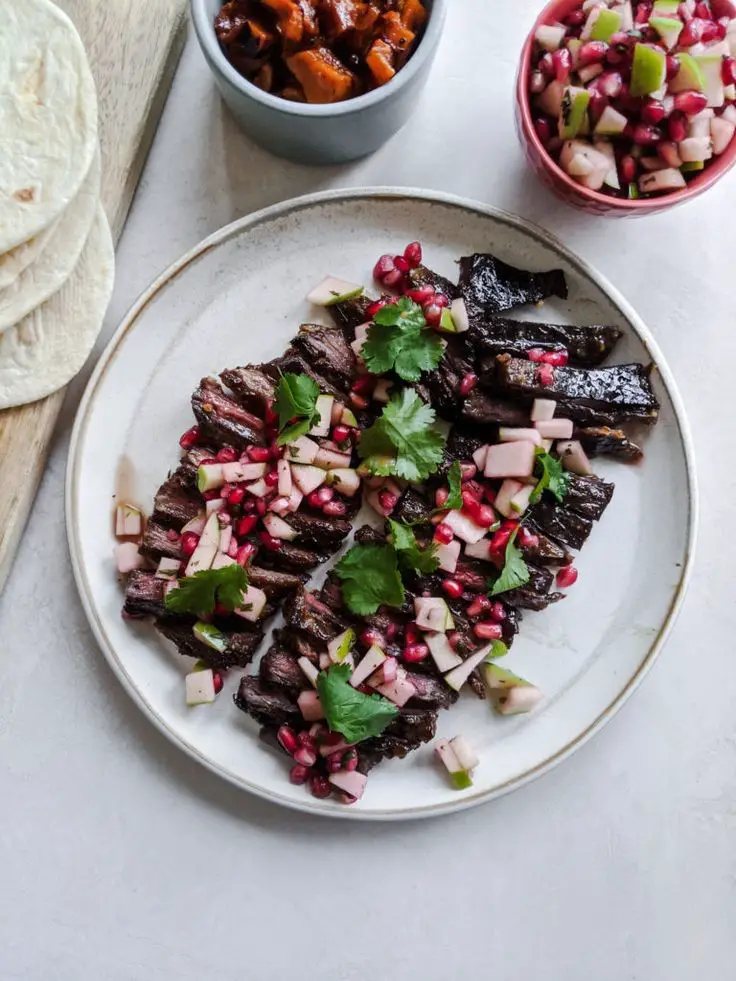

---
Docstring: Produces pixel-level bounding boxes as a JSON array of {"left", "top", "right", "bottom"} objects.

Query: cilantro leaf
[
  {"left": 358, "top": 389, "right": 446, "bottom": 482},
  {"left": 317, "top": 664, "right": 399, "bottom": 743},
  {"left": 388, "top": 519, "right": 439, "bottom": 575},
  {"left": 488, "top": 530, "right": 530, "bottom": 596},
  {"left": 530, "top": 447, "right": 570, "bottom": 505},
  {"left": 436, "top": 460, "right": 463, "bottom": 512},
  {"left": 274, "top": 373, "right": 320, "bottom": 445},
  {"left": 164, "top": 564, "right": 249, "bottom": 617},
  {"left": 334, "top": 543, "right": 405, "bottom": 615},
  {"left": 362, "top": 298, "right": 444, "bottom": 383}
]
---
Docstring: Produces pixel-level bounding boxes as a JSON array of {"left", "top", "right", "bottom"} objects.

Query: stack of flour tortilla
[{"left": 0, "top": 0, "right": 114, "bottom": 410}]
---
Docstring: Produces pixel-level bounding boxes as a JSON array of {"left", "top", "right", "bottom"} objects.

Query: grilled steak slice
[
  {"left": 123, "top": 571, "right": 165, "bottom": 618},
  {"left": 157, "top": 619, "right": 262, "bottom": 669},
  {"left": 459, "top": 253, "right": 567, "bottom": 313},
  {"left": 354, "top": 524, "right": 387, "bottom": 547},
  {"left": 359, "top": 707, "right": 438, "bottom": 765},
  {"left": 528, "top": 502, "right": 594, "bottom": 551},
  {"left": 139, "top": 521, "right": 183, "bottom": 561},
  {"left": 266, "top": 542, "right": 329, "bottom": 572},
  {"left": 504, "top": 564, "right": 562, "bottom": 611},
  {"left": 263, "top": 350, "right": 343, "bottom": 399},
  {"left": 284, "top": 588, "right": 349, "bottom": 642},
  {"left": 248, "top": 564, "right": 306, "bottom": 597},
  {"left": 294, "top": 325, "right": 357, "bottom": 392},
  {"left": 433, "top": 425, "right": 485, "bottom": 479},
  {"left": 151, "top": 474, "right": 201, "bottom": 528},
  {"left": 406, "top": 672, "right": 458, "bottom": 710},
  {"left": 192, "top": 377, "right": 267, "bottom": 448},
  {"left": 493, "top": 355, "right": 659, "bottom": 424},
  {"left": 234, "top": 676, "right": 300, "bottom": 728},
  {"left": 329, "top": 293, "right": 372, "bottom": 332},
  {"left": 522, "top": 531, "right": 571, "bottom": 565},
  {"left": 576, "top": 426, "right": 643, "bottom": 462},
  {"left": 220, "top": 366, "right": 275, "bottom": 415},
  {"left": 424, "top": 337, "right": 476, "bottom": 420},
  {"left": 408, "top": 264, "right": 460, "bottom": 300},
  {"left": 469, "top": 315, "right": 622, "bottom": 366},
  {"left": 178, "top": 446, "right": 218, "bottom": 484},
  {"left": 286, "top": 510, "right": 352, "bottom": 549},
  {"left": 563, "top": 474, "right": 614, "bottom": 521},
  {"left": 460, "top": 389, "right": 530, "bottom": 428},
  {"left": 259, "top": 642, "right": 305, "bottom": 695},
  {"left": 394, "top": 488, "right": 433, "bottom": 525}
]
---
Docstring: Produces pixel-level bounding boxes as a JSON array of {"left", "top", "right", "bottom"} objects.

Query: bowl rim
[
  {"left": 517, "top": 0, "right": 736, "bottom": 210},
  {"left": 190, "top": 0, "right": 447, "bottom": 118}
]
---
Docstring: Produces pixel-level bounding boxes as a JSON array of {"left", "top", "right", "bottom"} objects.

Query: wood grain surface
[{"left": 0, "top": 0, "right": 188, "bottom": 592}]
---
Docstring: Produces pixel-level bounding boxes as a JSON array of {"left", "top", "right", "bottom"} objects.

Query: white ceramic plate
[{"left": 67, "top": 189, "right": 697, "bottom": 820}]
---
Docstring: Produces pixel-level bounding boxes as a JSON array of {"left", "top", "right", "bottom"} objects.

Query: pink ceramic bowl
[{"left": 515, "top": 0, "right": 736, "bottom": 216}]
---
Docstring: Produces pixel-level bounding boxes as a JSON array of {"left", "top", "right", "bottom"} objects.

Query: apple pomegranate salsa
[{"left": 529, "top": 0, "right": 736, "bottom": 197}]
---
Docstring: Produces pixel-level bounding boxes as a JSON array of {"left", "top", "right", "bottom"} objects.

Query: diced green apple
[
  {"left": 327, "top": 628, "right": 356, "bottom": 663},
  {"left": 185, "top": 513, "right": 220, "bottom": 575},
  {"left": 611, "top": 1, "right": 633, "bottom": 30},
  {"left": 558, "top": 86, "right": 591, "bottom": 139},
  {"left": 590, "top": 7, "right": 622, "bottom": 40},
  {"left": 425, "top": 632, "right": 463, "bottom": 672},
  {"left": 648, "top": 15, "right": 682, "bottom": 49},
  {"left": 325, "top": 467, "right": 360, "bottom": 497},
  {"left": 309, "top": 394, "right": 334, "bottom": 437},
  {"left": 651, "top": 0, "right": 679, "bottom": 14},
  {"left": 638, "top": 167, "right": 687, "bottom": 193},
  {"left": 539, "top": 79, "right": 565, "bottom": 117},
  {"left": 668, "top": 52, "right": 706, "bottom": 92},
  {"left": 594, "top": 105, "right": 628, "bottom": 136},
  {"left": 435, "top": 739, "right": 473, "bottom": 790},
  {"left": 234, "top": 585, "right": 267, "bottom": 623},
  {"left": 593, "top": 138, "right": 621, "bottom": 189},
  {"left": 534, "top": 22, "right": 566, "bottom": 50},
  {"left": 196, "top": 463, "right": 225, "bottom": 493},
  {"left": 285, "top": 435, "right": 319, "bottom": 464},
  {"left": 306, "top": 277, "right": 363, "bottom": 306},
  {"left": 414, "top": 596, "right": 455, "bottom": 633},
  {"left": 711, "top": 115, "right": 736, "bottom": 153},
  {"left": 630, "top": 43, "right": 666, "bottom": 96},
  {"left": 694, "top": 55, "right": 725, "bottom": 107},
  {"left": 290, "top": 464, "right": 326, "bottom": 495},
  {"left": 185, "top": 668, "right": 217, "bottom": 705},
  {"left": 193, "top": 621, "right": 228, "bottom": 653}
]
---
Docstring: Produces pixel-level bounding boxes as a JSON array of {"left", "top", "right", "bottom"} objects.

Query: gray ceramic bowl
[{"left": 190, "top": 0, "right": 447, "bottom": 164}]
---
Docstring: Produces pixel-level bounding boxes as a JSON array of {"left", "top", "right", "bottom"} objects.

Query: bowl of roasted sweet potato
[{"left": 191, "top": 0, "right": 447, "bottom": 163}]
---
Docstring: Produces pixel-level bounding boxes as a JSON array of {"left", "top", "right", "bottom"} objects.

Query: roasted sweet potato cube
[
  {"left": 262, "top": 0, "right": 306, "bottom": 43},
  {"left": 286, "top": 47, "right": 357, "bottom": 103},
  {"left": 365, "top": 38, "right": 395, "bottom": 86},
  {"left": 399, "top": 0, "right": 427, "bottom": 32}
]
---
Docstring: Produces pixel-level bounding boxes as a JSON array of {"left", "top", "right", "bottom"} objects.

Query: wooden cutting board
[{"left": 0, "top": 0, "right": 188, "bottom": 592}]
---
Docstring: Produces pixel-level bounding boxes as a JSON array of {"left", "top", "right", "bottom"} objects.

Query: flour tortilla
[
  {"left": 0, "top": 149, "right": 101, "bottom": 332},
  {"left": 0, "top": 206, "right": 114, "bottom": 408},
  {"left": 0, "top": 0, "right": 98, "bottom": 254},
  {"left": 0, "top": 218, "right": 58, "bottom": 291}
]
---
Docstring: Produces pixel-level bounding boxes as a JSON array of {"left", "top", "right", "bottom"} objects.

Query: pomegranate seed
[
  {"left": 199, "top": 457, "right": 218, "bottom": 467},
  {"left": 536, "top": 364, "right": 556, "bottom": 386},
  {"left": 178, "top": 425, "right": 200, "bottom": 449},
  {"left": 475, "top": 504, "right": 496, "bottom": 528},
  {"left": 552, "top": 47, "right": 572, "bottom": 82},
  {"left": 620, "top": 154, "right": 637, "bottom": 183},
  {"left": 527, "top": 347, "right": 545, "bottom": 362},
  {"left": 587, "top": 88, "right": 608, "bottom": 125},
  {"left": 483, "top": 486, "right": 497, "bottom": 505},
  {"left": 447, "top": 631, "right": 462, "bottom": 650},
  {"left": 255, "top": 498, "right": 267, "bottom": 515},
  {"left": 723, "top": 57, "right": 736, "bottom": 85},
  {"left": 434, "top": 523, "right": 454, "bottom": 545},
  {"left": 641, "top": 99, "right": 666, "bottom": 124},
  {"left": 297, "top": 730, "right": 316, "bottom": 750},
  {"left": 366, "top": 298, "right": 388, "bottom": 318},
  {"left": 373, "top": 254, "right": 396, "bottom": 283},
  {"left": 360, "top": 628, "right": 385, "bottom": 649},
  {"left": 259, "top": 532, "right": 282, "bottom": 552},
  {"left": 474, "top": 621, "right": 503, "bottom": 640},
  {"left": 403, "top": 241, "right": 422, "bottom": 268},
  {"left": 289, "top": 763, "right": 311, "bottom": 785},
  {"left": 228, "top": 485, "right": 246, "bottom": 506},
  {"left": 247, "top": 445, "right": 271, "bottom": 463},
  {"left": 674, "top": 90, "right": 708, "bottom": 115},
  {"left": 293, "top": 744, "right": 318, "bottom": 767},
  {"left": 323, "top": 500, "right": 347, "bottom": 517},
  {"left": 565, "top": 7, "right": 585, "bottom": 25},
  {"left": 264, "top": 470, "right": 279, "bottom": 488},
  {"left": 467, "top": 595, "right": 491, "bottom": 618},
  {"left": 350, "top": 393, "right": 369, "bottom": 410},
  {"left": 533, "top": 115, "right": 552, "bottom": 142},
  {"left": 701, "top": 19, "right": 723, "bottom": 41},
  {"left": 694, "top": 0, "right": 711, "bottom": 15},
  {"left": 529, "top": 71, "right": 547, "bottom": 95},
  {"left": 332, "top": 424, "right": 350, "bottom": 443},
  {"left": 435, "top": 487, "right": 449, "bottom": 508},
  {"left": 342, "top": 748, "right": 359, "bottom": 772},
  {"left": 556, "top": 565, "right": 579, "bottom": 589},
  {"left": 517, "top": 525, "right": 540, "bottom": 549},
  {"left": 212, "top": 670, "right": 224, "bottom": 694},
  {"left": 442, "top": 578, "right": 464, "bottom": 600},
  {"left": 309, "top": 773, "right": 332, "bottom": 799},
  {"left": 236, "top": 543, "right": 256, "bottom": 566},
  {"left": 423, "top": 302, "right": 442, "bottom": 327},
  {"left": 662, "top": 55, "right": 679, "bottom": 84},
  {"left": 385, "top": 622, "right": 398, "bottom": 640},
  {"left": 383, "top": 268, "right": 404, "bottom": 288},
  {"left": 579, "top": 41, "right": 608, "bottom": 66},
  {"left": 490, "top": 526, "right": 514, "bottom": 555},
  {"left": 215, "top": 446, "right": 237, "bottom": 463},
  {"left": 679, "top": 18, "right": 704, "bottom": 45},
  {"left": 202, "top": 489, "right": 219, "bottom": 501},
  {"left": 269, "top": 443, "right": 283, "bottom": 460},
  {"left": 379, "top": 490, "right": 398, "bottom": 513},
  {"left": 635, "top": 2, "right": 652, "bottom": 23},
  {"left": 166, "top": 528, "right": 179, "bottom": 542},
  {"left": 406, "top": 285, "right": 435, "bottom": 305},
  {"left": 538, "top": 51, "right": 555, "bottom": 78},
  {"left": 458, "top": 372, "right": 478, "bottom": 397},
  {"left": 403, "top": 643, "right": 429, "bottom": 663},
  {"left": 327, "top": 752, "right": 345, "bottom": 774},
  {"left": 181, "top": 532, "right": 199, "bottom": 557},
  {"left": 393, "top": 255, "right": 410, "bottom": 275},
  {"left": 633, "top": 123, "right": 662, "bottom": 145},
  {"left": 433, "top": 293, "right": 449, "bottom": 309},
  {"left": 277, "top": 725, "right": 299, "bottom": 755},
  {"left": 540, "top": 349, "right": 569, "bottom": 367},
  {"left": 489, "top": 601, "right": 507, "bottom": 622},
  {"left": 308, "top": 487, "right": 333, "bottom": 508},
  {"left": 351, "top": 374, "right": 375, "bottom": 395},
  {"left": 462, "top": 487, "right": 480, "bottom": 511},
  {"left": 668, "top": 111, "right": 688, "bottom": 142}
]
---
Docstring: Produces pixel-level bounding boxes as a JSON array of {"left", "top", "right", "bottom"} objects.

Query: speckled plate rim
[{"left": 66, "top": 187, "right": 699, "bottom": 821}]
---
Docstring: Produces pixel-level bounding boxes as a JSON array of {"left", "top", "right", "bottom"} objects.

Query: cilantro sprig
[
  {"left": 488, "top": 529, "right": 530, "bottom": 597},
  {"left": 530, "top": 447, "right": 570, "bottom": 505},
  {"left": 317, "top": 663, "right": 399, "bottom": 743},
  {"left": 362, "top": 298, "right": 445, "bottom": 382},
  {"left": 164, "top": 564, "right": 248, "bottom": 617},
  {"left": 388, "top": 519, "right": 439, "bottom": 575},
  {"left": 334, "top": 543, "right": 405, "bottom": 615},
  {"left": 435, "top": 460, "right": 463, "bottom": 513},
  {"left": 274, "top": 373, "right": 320, "bottom": 445},
  {"left": 358, "top": 389, "right": 446, "bottom": 482}
]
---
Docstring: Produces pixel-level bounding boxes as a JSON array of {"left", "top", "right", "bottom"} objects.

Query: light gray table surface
[{"left": 2, "top": 4, "right": 734, "bottom": 979}]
